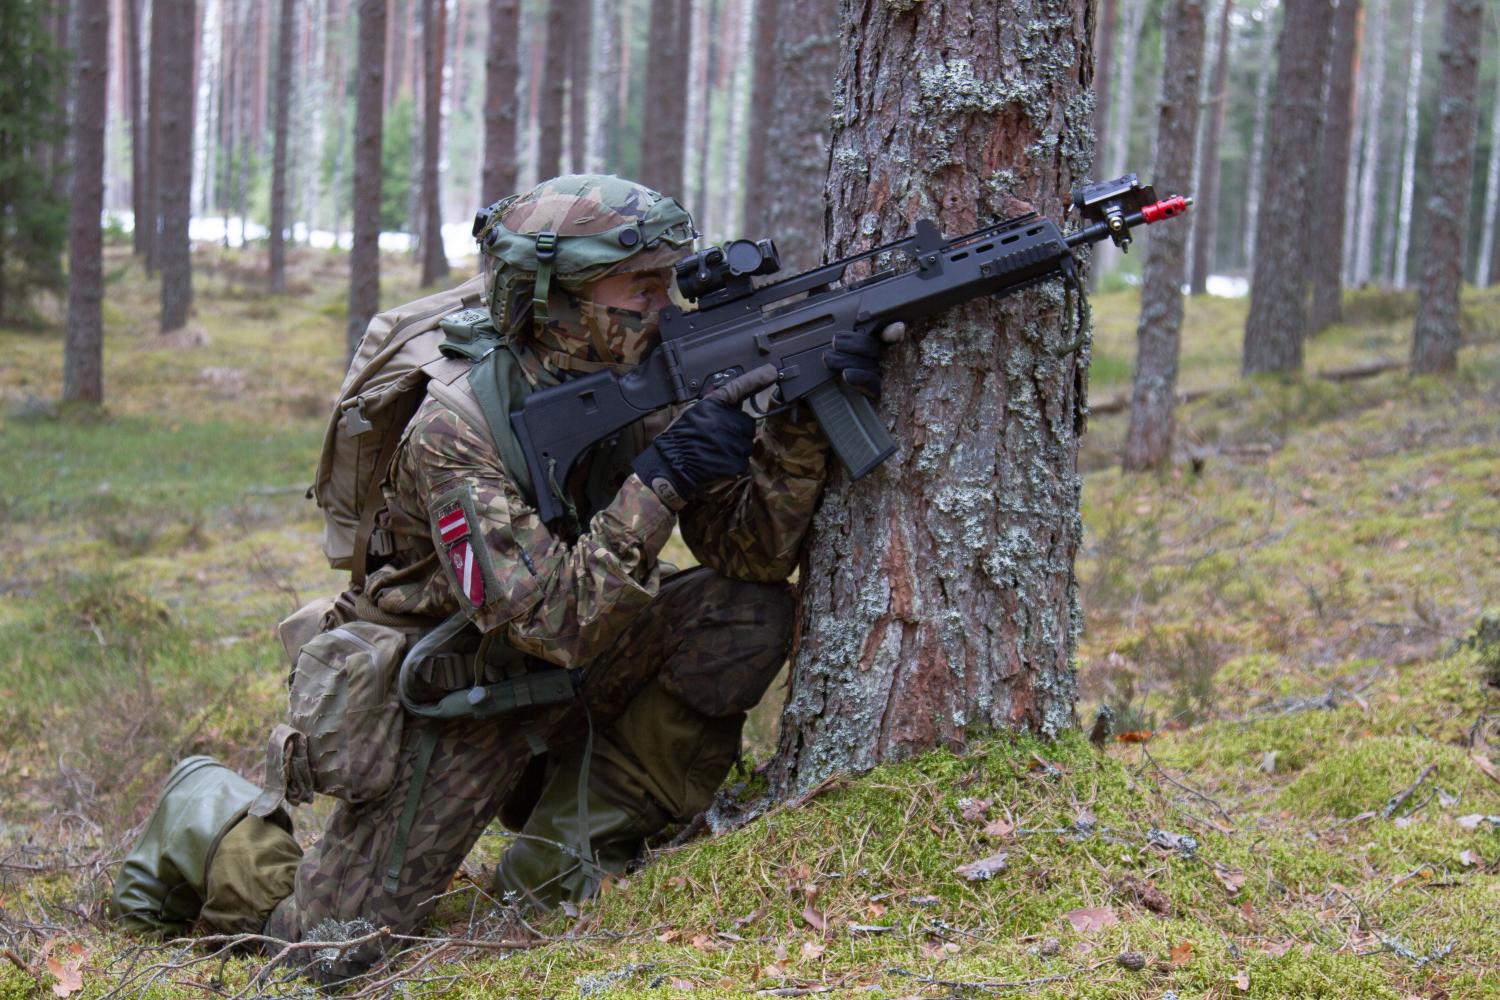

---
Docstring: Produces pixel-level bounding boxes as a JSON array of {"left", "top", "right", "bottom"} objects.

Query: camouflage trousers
[{"left": 220, "top": 568, "right": 791, "bottom": 968}]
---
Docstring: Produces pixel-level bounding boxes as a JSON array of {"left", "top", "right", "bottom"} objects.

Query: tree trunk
[
  {"left": 1095, "top": 0, "right": 1145, "bottom": 278},
  {"left": 481, "top": 0, "right": 521, "bottom": 201},
  {"left": 1241, "top": 0, "right": 1336, "bottom": 376},
  {"left": 685, "top": 0, "right": 714, "bottom": 225},
  {"left": 1484, "top": 56, "right": 1500, "bottom": 286},
  {"left": 742, "top": 0, "right": 779, "bottom": 237},
  {"left": 420, "top": 0, "right": 449, "bottom": 285},
  {"left": 762, "top": 0, "right": 835, "bottom": 273},
  {"left": 269, "top": 0, "right": 295, "bottom": 292},
  {"left": 1187, "top": 0, "right": 1231, "bottom": 295},
  {"left": 1307, "top": 0, "right": 1362, "bottom": 332},
  {"left": 567, "top": 0, "right": 592, "bottom": 173},
  {"left": 715, "top": 0, "right": 752, "bottom": 238},
  {"left": 1392, "top": 0, "right": 1427, "bottom": 288},
  {"left": 1123, "top": 0, "right": 1205, "bottom": 471},
  {"left": 1241, "top": 0, "right": 1277, "bottom": 270},
  {"left": 536, "top": 0, "right": 568, "bottom": 180},
  {"left": 640, "top": 0, "right": 690, "bottom": 196},
  {"left": 1410, "top": 0, "right": 1482, "bottom": 374},
  {"left": 1349, "top": 0, "right": 1386, "bottom": 287},
  {"left": 1093, "top": 0, "right": 1118, "bottom": 161},
  {"left": 64, "top": 0, "right": 110, "bottom": 406},
  {"left": 126, "top": 0, "right": 148, "bottom": 258},
  {"left": 769, "top": 0, "right": 1094, "bottom": 796},
  {"left": 158, "top": 0, "right": 196, "bottom": 334},
  {"left": 348, "top": 0, "right": 387, "bottom": 353},
  {"left": 146, "top": 0, "right": 163, "bottom": 272}
]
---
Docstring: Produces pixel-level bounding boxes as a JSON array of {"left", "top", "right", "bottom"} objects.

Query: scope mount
[{"left": 1073, "top": 173, "right": 1161, "bottom": 251}]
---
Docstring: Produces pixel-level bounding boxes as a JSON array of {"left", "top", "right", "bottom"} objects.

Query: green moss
[{"left": 1280, "top": 736, "right": 1495, "bottom": 820}]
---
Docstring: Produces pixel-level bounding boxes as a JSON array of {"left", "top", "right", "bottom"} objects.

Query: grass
[{"left": 3, "top": 251, "right": 1500, "bottom": 998}]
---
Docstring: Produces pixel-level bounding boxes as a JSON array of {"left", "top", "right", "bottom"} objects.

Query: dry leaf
[
  {"left": 982, "top": 817, "right": 1015, "bottom": 839},
  {"left": 669, "top": 978, "right": 696, "bottom": 991},
  {"left": 866, "top": 900, "right": 888, "bottom": 920},
  {"left": 46, "top": 955, "right": 83, "bottom": 999},
  {"left": 1458, "top": 850, "right": 1478, "bottom": 867},
  {"left": 800, "top": 940, "right": 826, "bottom": 960},
  {"left": 801, "top": 902, "right": 828, "bottom": 934},
  {"left": 1471, "top": 754, "right": 1500, "bottom": 786},
  {"left": 1169, "top": 940, "right": 1195, "bottom": 968},
  {"left": 689, "top": 933, "right": 718, "bottom": 953},
  {"left": 1064, "top": 906, "right": 1119, "bottom": 934},
  {"left": 1214, "top": 863, "right": 1247, "bottom": 895},
  {"left": 1232, "top": 969, "right": 1251, "bottom": 991},
  {"left": 1116, "top": 730, "right": 1154, "bottom": 744},
  {"left": 958, "top": 797, "right": 993, "bottom": 823},
  {"left": 954, "top": 851, "right": 1009, "bottom": 882},
  {"left": 656, "top": 929, "right": 682, "bottom": 944},
  {"left": 1120, "top": 876, "right": 1171, "bottom": 915},
  {"left": 920, "top": 939, "right": 962, "bottom": 960}
]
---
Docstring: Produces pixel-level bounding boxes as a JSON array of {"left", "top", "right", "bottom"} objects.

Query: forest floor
[{"left": 2, "top": 245, "right": 1499, "bottom": 999}]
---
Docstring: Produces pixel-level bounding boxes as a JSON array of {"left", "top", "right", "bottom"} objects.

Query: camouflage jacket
[{"left": 364, "top": 385, "right": 828, "bottom": 669}]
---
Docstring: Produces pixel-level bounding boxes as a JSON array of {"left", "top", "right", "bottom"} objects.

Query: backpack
[{"left": 312, "top": 274, "right": 488, "bottom": 586}]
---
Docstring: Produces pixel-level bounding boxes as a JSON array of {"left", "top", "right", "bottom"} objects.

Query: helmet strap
[{"left": 531, "top": 231, "right": 559, "bottom": 331}]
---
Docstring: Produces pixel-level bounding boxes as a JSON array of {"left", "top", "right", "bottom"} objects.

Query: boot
[{"left": 111, "top": 756, "right": 278, "bottom": 934}]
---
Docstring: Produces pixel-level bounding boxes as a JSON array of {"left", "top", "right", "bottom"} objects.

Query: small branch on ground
[{"left": 1381, "top": 764, "right": 1436, "bottom": 819}]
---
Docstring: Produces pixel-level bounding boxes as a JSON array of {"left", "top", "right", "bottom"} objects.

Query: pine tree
[
  {"left": 770, "top": 0, "right": 1094, "bottom": 795},
  {"left": 481, "top": 0, "right": 521, "bottom": 201},
  {"left": 1124, "top": 0, "right": 1206, "bottom": 471},
  {"left": 762, "top": 0, "right": 836, "bottom": 273},
  {"left": 348, "top": 0, "right": 387, "bottom": 353},
  {"left": 743, "top": 0, "right": 780, "bottom": 236},
  {"left": 1307, "top": 0, "right": 1362, "bottom": 332},
  {"left": 64, "top": 0, "right": 109, "bottom": 405},
  {"left": 1391, "top": 0, "right": 1426, "bottom": 288},
  {"left": 1187, "top": 0, "right": 1232, "bottom": 295},
  {"left": 0, "top": 0, "right": 67, "bottom": 321},
  {"left": 536, "top": 0, "right": 568, "bottom": 179},
  {"left": 419, "top": 0, "right": 449, "bottom": 285},
  {"left": 157, "top": 0, "right": 197, "bottom": 335},
  {"left": 1410, "top": 0, "right": 1483, "bottom": 374},
  {"left": 269, "top": 0, "right": 296, "bottom": 293}
]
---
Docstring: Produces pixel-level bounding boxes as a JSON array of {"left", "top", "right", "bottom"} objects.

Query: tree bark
[
  {"left": 640, "top": 0, "right": 690, "bottom": 196},
  {"left": 761, "top": 0, "right": 836, "bottom": 273},
  {"left": 1241, "top": 0, "right": 1277, "bottom": 270},
  {"left": 536, "top": 0, "right": 568, "bottom": 180},
  {"left": 146, "top": 0, "right": 163, "bottom": 272},
  {"left": 158, "top": 0, "right": 197, "bottom": 334},
  {"left": 1392, "top": 0, "right": 1427, "bottom": 288},
  {"left": 481, "top": 0, "right": 521, "bottom": 201},
  {"left": 348, "top": 0, "right": 387, "bottom": 353},
  {"left": 419, "top": 0, "right": 449, "bottom": 285},
  {"left": 64, "top": 0, "right": 110, "bottom": 406},
  {"left": 1241, "top": 0, "right": 1336, "bottom": 376},
  {"left": 567, "top": 0, "right": 592, "bottom": 173},
  {"left": 1123, "top": 0, "right": 1205, "bottom": 471},
  {"left": 769, "top": 0, "right": 1095, "bottom": 796},
  {"left": 1475, "top": 28, "right": 1500, "bottom": 287},
  {"left": 1349, "top": 0, "right": 1386, "bottom": 287},
  {"left": 125, "top": 0, "right": 148, "bottom": 258},
  {"left": 269, "top": 0, "right": 296, "bottom": 292},
  {"left": 1187, "top": 0, "right": 1231, "bottom": 295},
  {"left": 742, "top": 0, "right": 779, "bottom": 237},
  {"left": 1410, "top": 0, "right": 1482, "bottom": 374},
  {"left": 1307, "top": 0, "right": 1362, "bottom": 332},
  {"left": 1093, "top": 0, "right": 1118, "bottom": 162}
]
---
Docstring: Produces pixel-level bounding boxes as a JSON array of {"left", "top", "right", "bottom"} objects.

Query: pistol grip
[{"left": 807, "top": 380, "right": 897, "bottom": 479}]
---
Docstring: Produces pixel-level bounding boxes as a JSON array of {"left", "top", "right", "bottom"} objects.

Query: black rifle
[{"left": 512, "top": 174, "right": 1191, "bottom": 525}]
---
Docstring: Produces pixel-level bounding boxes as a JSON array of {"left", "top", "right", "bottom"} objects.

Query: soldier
[{"left": 110, "top": 175, "right": 894, "bottom": 972}]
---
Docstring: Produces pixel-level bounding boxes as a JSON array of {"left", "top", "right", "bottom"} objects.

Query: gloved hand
[
  {"left": 632, "top": 365, "right": 779, "bottom": 510},
  {"left": 823, "top": 322, "right": 906, "bottom": 399}
]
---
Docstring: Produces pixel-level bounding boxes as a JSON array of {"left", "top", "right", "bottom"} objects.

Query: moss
[
  {"left": 0, "top": 966, "right": 37, "bottom": 1000},
  {"left": 1280, "top": 736, "right": 1497, "bottom": 820}
]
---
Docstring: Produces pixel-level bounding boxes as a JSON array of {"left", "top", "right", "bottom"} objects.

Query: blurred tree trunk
[
  {"left": 1349, "top": 0, "right": 1386, "bottom": 287},
  {"left": 45, "top": 0, "right": 73, "bottom": 204},
  {"left": 742, "top": 0, "right": 779, "bottom": 236},
  {"left": 714, "top": 0, "right": 751, "bottom": 237},
  {"left": 126, "top": 0, "right": 148, "bottom": 258},
  {"left": 640, "top": 0, "right": 690, "bottom": 195},
  {"left": 1476, "top": 42, "right": 1500, "bottom": 288},
  {"left": 1242, "top": 0, "right": 1335, "bottom": 376},
  {"left": 1241, "top": 1, "right": 1276, "bottom": 269},
  {"left": 146, "top": 0, "right": 163, "bottom": 272},
  {"left": 158, "top": 0, "right": 196, "bottom": 334},
  {"left": 567, "top": 0, "right": 591, "bottom": 173},
  {"left": 1307, "top": 0, "right": 1361, "bottom": 332},
  {"left": 348, "top": 0, "right": 387, "bottom": 353},
  {"left": 328, "top": 0, "right": 349, "bottom": 247},
  {"left": 769, "top": 0, "right": 1095, "bottom": 795},
  {"left": 1391, "top": 0, "right": 1426, "bottom": 288},
  {"left": 685, "top": 0, "right": 714, "bottom": 223},
  {"left": 536, "top": 0, "right": 568, "bottom": 179},
  {"left": 64, "top": 0, "right": 109, "bottom": 406},
  {"left": 1410, "top": 0, "right": 1482, "bottom": 374},
  {"left": 762, "top": 0, "right": 835, "bottom": 273},
  {"left": 420, "top": 0, "right": 449, "bottom": 285},
  {"left": 1093, "top": 0, "right": 1118, "bottom": 159},
  {"left": 1123, "top": 0, "right": 1205, "bottom": 471},
  {"left": 1187, "top": 0, "right": 1231, "bottom": 295},
  {"left": 269, "top": 0, "right": 295, "bottom": 292},
  {"left": 482, "top": 0, "right": 521, "bottom": 201}
]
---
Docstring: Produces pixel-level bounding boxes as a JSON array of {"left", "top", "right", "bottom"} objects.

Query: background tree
[
  {"left": 1241, "top": 2, "right": 1278, "bottom": 268},
  {"left": 347, "top": 0, "right": 387, "bottom": 353},
  {"left": 1472, "top": 9, "right": 1499, "bottom": 287},
  {"left": 640, "top": 0, "right": 690, "bottom": 196},
  {"left": 769, "top": 0, "right": 1094, "bottom": 795},
  {"left": 1391, "top": 0, "right": 1427, "bottom": 288},
  {"left": 481, "top": 0, "right": 521, "bottom": 202},
  {"left": 1187, "top": 0, "right": 1231, "bottom": 295},
  {"left": 157, "top": 0, "right": 197, "bottom": 335},
  {"left": 568, "top": 0, "right": 592, "bottom": 172},
  {"left": 269, "top": 0, "right": 296, "bottom": 293},
  {"left": 1411, "top": 0, "right": 1483, "bottom": 374},
  {"left": 419, "top": 0, "right": 449, "bottom": 286},
  {"left": 125, "top": 0, "right": 147, "bottom": 259},
  {"left": 1124, "top": 0, "right": 1205, "bottom": 471},
  {"left": 64, "top": 0, "right": 109, "bottom": 405},
  {"left": 742, "top": 0, "right": 779, "bottom": 237},
  {"left": 759, "top": 0, "right": 835, "bottom": 272},
  {"left": 1308, "top": 0, "right": 1362, "bottom": 332},
  {"left": 1349, "top": 0, "right": 1388, "bottom": 287},
  {"left": 1242, "top": 0, "right": 1336, "bottom": 376},
  {"left": 0, "top": 0, "right": 66, "bottom": 321},
  {"left": 536, "top": 0, "right": 568, "bottom": 180}
]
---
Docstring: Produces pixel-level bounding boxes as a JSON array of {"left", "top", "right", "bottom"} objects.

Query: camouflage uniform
[{"left": 228, "top": 177, "right": 830, "bottom": 961}]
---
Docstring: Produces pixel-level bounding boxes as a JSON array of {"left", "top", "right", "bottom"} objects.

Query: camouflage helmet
[{"left": 473, "top": 174, "right": 697, "bottom": 372}]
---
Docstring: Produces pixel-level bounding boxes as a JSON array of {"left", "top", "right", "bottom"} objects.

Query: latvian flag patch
[
  {"left": 437, "top": 508, "right": 469, "bottom": 545},
  {"left": 448, "top": 540, "right": 485, "bottom": 607}
]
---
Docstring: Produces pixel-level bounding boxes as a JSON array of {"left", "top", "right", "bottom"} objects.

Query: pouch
[{"left": 286, "top": 621, "right": 409, "bottom": 804}]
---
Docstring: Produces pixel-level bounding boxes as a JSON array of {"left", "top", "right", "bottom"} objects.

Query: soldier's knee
[{"left": 659, "top": 570, "right": 793, "bottom": 717}]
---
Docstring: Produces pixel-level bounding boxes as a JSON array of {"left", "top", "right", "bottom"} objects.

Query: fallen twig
[{"left": 1381, "top": 764, "right": 1435, "bottom": 819}]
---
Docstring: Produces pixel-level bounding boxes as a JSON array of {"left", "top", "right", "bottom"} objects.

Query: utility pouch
[{"left": 282, "top": 621, "right": 409, "bottom": 805}]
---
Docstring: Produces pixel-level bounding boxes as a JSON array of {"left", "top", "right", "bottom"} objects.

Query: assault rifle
[{"left": 512, "top": 174, "right": 1191, "bottom": 525}]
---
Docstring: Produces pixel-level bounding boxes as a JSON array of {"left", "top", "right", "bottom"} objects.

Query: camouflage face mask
[{"left": 530, "top": 289, "right": 662, "bottom": 374}]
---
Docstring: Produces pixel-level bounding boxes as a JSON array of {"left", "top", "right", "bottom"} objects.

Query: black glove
[
  {"left": 823, "top": 322, "right": 906, "bottom": 399},
  {"left": 632, "top": 365, "right": 780, "bottom": 509}
]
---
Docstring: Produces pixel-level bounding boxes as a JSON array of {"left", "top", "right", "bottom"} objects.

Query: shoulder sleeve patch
[{"left": 430, "top": 484, "right": 500, "bottom": 610}]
